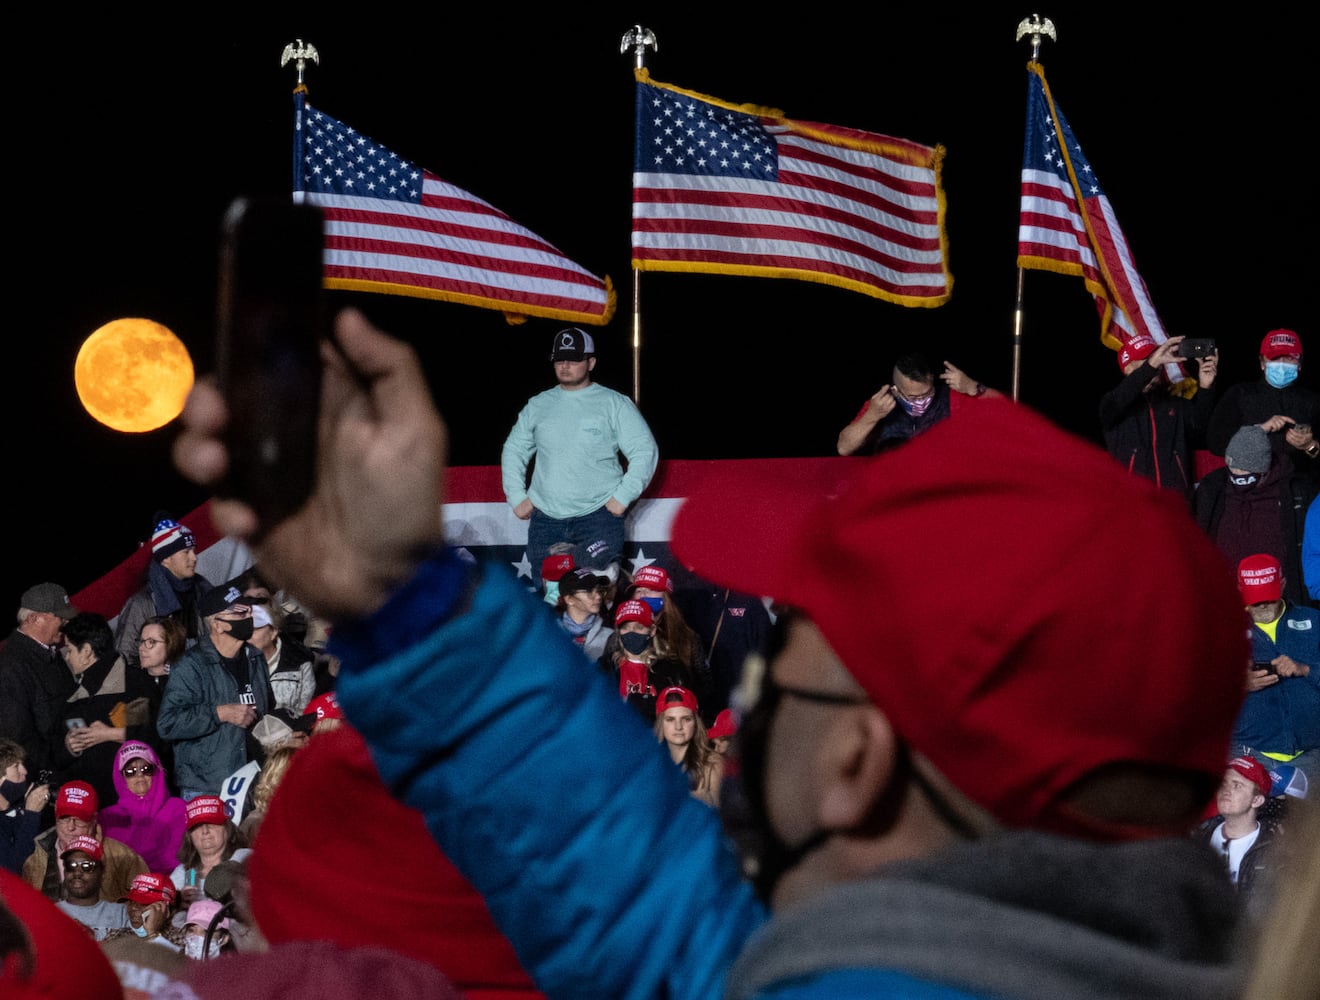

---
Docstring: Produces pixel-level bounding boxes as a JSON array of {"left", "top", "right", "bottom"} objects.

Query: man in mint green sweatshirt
[{"left": 501, "top": 328, "right": 658, "bottom": 581}]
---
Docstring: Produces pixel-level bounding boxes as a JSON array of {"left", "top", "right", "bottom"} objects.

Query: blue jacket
[
  {"left": 1241, "top": 603, "right": 1320, "bottom": 753},
  {"left": 333, "top": 553, "right": 1242, "bottom": 1000}
]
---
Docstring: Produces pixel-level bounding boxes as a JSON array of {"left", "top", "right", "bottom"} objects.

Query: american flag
[
  {"left": 293, "top": 94, "right": 615, "bottom": 326},
  {"left": 1017, "top": 63, "right": 1168, "bottom": 357},
  {"left": 631, "top": 71, "right": 951, "bottom": 307}
]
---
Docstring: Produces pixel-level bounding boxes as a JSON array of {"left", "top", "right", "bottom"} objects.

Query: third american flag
[{"left": 1017, "top": 62, "right": 1169, "bottom": 355}]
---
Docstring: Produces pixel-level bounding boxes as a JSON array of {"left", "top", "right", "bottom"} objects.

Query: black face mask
[
  {"left": 0, "top": 777, "right": 29, "bottom": 809},
  {"left": 224, "top": 617, "right": 255, "bottom": 642},
  {"left": 620, "top": 632, "right": 651, "bottom": 656},
  {"left": 717, "top": 627, "right": 868, "bottom": 905},
  {"left": 1228, "top": 472, "right": 1260, "bottom": 488}
]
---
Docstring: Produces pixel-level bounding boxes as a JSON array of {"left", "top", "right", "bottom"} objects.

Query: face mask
[
  {"left": 0, "top": 778, "right": 29, "bottom": 808},
  {"left": 543, "top": 582, "right": 560, "bottom": 606},
  {"left": 224, "top": 617, "right": 255, "bottom": 642},
  {"left": 1229, "top": 473, "right": 1260, "bottom": 488},
  {"left": 620, "top": 632, "right": 651, "bottom": 656},
  {"left": 717, "top": 680, "right": 833, "bottom": 905},
  {"left": 183, "top": 935, "right": 224, "bottom": 960},
  {"left": 1265, "top": 361, "right": 1299, "bottom": 389},
  {"left": 897, "top": 394, "right": 934, "bottom": 417},
  {"left": 639, "top": 597, "right": 664, "bottom": 616}
]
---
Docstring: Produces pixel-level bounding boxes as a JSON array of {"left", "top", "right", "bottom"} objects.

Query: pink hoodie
[{"left": 98, "top": 741, "right": 187, "bottom": 872}]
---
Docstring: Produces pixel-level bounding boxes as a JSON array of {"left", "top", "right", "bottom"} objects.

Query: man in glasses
[
  {"left": 175, "top": 310, "right": 1250, "bottom": 998},
  {"left": 54, "top": 835, "right": 131, "bottom": 940},
  {"left": 836, "top": 352, "right": 999, "bottom": 456},
  {"left": 157, "top": 586, "right": 273, "bottom": 801}
]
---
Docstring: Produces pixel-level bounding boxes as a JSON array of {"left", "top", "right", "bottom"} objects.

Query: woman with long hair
[
  {"left": 624, "top": 567, "right": 710, "bottom": 710},
  {"left": 600, "top": 601, "right": 703, "bottom": 722},
  {"left": 653, "top": 687, "right": 721, "bottom": 807}
]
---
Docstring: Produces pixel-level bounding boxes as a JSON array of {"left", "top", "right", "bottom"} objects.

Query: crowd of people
[{"left": 1, "top": 319, "right": 1318, "bottom": 998}]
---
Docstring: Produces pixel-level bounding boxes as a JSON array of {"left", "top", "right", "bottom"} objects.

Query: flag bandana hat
[
  {"left": 1016, "top": 63, "right": 1190, "bottom": 393},
  {"left": 294, "top": 94, "right": 614, "bottom": 326},
  {"left": 631, "top": 69, "right": 952, "bottom": 307}
]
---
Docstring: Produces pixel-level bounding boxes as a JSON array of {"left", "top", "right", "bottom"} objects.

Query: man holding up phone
[{"left": 1099, "top": 333, "right": 1219, "bottom": 503}]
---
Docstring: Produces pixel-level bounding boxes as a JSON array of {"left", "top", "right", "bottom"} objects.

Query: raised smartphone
[{"left": 215, "top": 198, "right": 325, "bottom": 530}]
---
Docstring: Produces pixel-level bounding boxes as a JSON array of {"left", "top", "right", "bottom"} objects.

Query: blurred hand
[
  {"left": 605, "top": 497, "right": 626, "bottom": 517},
  {"left": 1272, "top": 654, "right": 1310, "bottom": 678},
  {"left": 23, "top": 783, "right": 49, "bottom": 812},
  {"left": 1198, "top": 350, "right": 1219, "bottom": 389},
  {"left": 1146, "top": 337, "right": 1185, "bottom": 369},
  {"left": 217, "top": 704, "right": 257, "bottom": 728},
  {"left": 512, "top": 499, "right": 534, "bottom": 520},
  {"left": 940, "top": 361, "right": 976, "bottom": 395},
  {"left": 867, "top": 386, "right": 897, "bottom": 420},
  {"left": 174, "top": 308, "right": 448, "bottom": 621},
  {"left": 1285, "top": 425, "right": 1314, "bottom": 450},
  {"left": 1246, "top": 667, "right": 1280, "bottom": 692},
  {"left": 1257, "top": 414, "right": 1294, "bottom": 434}
]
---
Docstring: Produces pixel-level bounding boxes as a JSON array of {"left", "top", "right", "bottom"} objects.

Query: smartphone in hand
[{"left": 215, "top": 198, "right": 325, "bottom": 530}]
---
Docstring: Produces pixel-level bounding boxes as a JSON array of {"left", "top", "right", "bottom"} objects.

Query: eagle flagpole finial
[
  {"left": 281, "top": 38, "right": 320, "bottom": 88},
  {"left": 1014, "top": 14, "right": 1056, "bottom": 61}
]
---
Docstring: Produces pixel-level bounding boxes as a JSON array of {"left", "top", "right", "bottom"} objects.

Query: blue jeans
[{"left": 527, "top": 505, "right": 625, "bottom": 584}]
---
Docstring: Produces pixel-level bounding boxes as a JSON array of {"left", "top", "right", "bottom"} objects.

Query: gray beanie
[{"left": 1225, "top": 426, "right": 1272, "bottom": 474}]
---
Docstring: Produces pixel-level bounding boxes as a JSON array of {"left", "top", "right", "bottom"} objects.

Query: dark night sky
[{"left": 8, "top": 10, "right": 1313, "bottom": 606}]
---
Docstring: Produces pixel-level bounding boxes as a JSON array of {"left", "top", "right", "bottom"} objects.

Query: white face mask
[{"left": 183, "top": 934, "right": 225, "bottom": 960}]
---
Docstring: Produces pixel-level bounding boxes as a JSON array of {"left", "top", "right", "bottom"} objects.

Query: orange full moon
[{"left": 75, "top": 318, "right": 195, "bottom": 433}]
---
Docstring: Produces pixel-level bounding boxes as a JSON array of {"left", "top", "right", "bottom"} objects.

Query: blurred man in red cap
[
  {"left": 1236, "top": 554, "right": 1320, "bottom": 787},
  {"left": 1208, "top": 328, "right": 1320, "bottom": 472},
  {"left": 175, "top": 309, "right": 1254, "bottom": 1000},
  {"left": 1099, "top": 333, "right": 1218, "bottom": 502}
]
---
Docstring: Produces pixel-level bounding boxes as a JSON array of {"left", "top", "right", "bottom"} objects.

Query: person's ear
[
  {"left": 1252, "top": 793, "right": 1266, "bottom": 810},
  {"left": 587, "top": 356, "right": 597, "bottom": 374},
  {"left": 816, "top": 706, "right": 899, "bottom": 830}
]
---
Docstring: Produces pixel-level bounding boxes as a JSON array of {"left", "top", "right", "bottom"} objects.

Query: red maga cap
[
  {"left": 655, "top": 686, "right": 699, "bottom": 717},
  {"left": 185, "top": 795, "right": 229, "bottom": 829},
  {"left": 1238, "top": 554, "right": 1283, "bottom": 605},
  {"left": 1227, "top": 756, "right": 1272, "bottom": 798},
  {"left": 671, "top": 398, "right": 1249, "bottom": 840},
  {"left": 614, "top": 600, "right": 654, "bottom": 628},
  {"left": 630, "top": 566, "right": 673, "bottom": 593},
  {"left": 1260, "top": 328, "right": 1302, "bottom": 360}
]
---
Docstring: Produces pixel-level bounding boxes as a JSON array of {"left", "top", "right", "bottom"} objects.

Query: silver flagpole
[
  {"left": 1012, "top": 14, "right": 1057, "bottom": 402},
  {"left": 620, "top": 25, "right": 658, "bottom": 406}
]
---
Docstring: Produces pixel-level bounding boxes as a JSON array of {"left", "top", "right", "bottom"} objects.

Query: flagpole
[
  {"left": 281, "top": 39, "right": 320, "bottom": 201},
  {"left": 621, "top": 25, "right": 657, "bottom": 406},
  {"left": 1012, "top": 15, "right": 1056, "bottom": 403}
]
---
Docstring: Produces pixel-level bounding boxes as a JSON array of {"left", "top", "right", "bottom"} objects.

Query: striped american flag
[
  {"left": 631, "top": 71, "right": 951, "bottom": 307},
  {"left": 293, "top": 94, "right": 615, "bottom": 325},
  {"left": 1017, "top": 62, "right": 1168, "bottom": 357}
]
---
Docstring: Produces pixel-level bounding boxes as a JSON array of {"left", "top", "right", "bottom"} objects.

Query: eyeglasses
[
  {"left": 137, "top": 638, "right": 163, "bottom": 648},
  {"left": 893, "top": 383, "right": 936, "bottom": 403},
  {"left": 122, "top": 764, "right": 157, "bottom": 778},
  {"left": 65, "top": 860, "right": 102, "bottom": 872}
]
